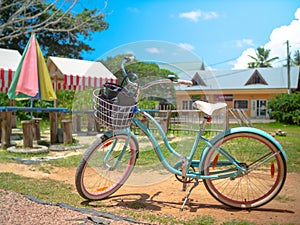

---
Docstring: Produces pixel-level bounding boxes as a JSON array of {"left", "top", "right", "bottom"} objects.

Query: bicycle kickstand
[{"left": 180, "top": 179, "right": 199, "bottom": 212}]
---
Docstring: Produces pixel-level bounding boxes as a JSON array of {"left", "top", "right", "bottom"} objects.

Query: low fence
[
  {"left": 1, "top": 107, "right": 252, "bottom": 149},
  {"left": 71, "top": 109, "right": 229, "bottom": 135}
]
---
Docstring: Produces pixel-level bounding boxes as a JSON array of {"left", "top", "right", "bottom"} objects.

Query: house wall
[{"left": 175, "top": 88, "right": 288, "bottom": 118}]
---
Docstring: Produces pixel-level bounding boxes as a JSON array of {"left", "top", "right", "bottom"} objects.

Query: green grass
[
  {"left": 135, "top": 213, "right": 216, "bottom": 225},
  {"left": 222, "top": 220, "right": 255, "bottom": 225},
  {"left": 275, "top": 194, "right": 296, "bottom": 203},
  {"left": 0, "top": 150, "right": 49, "bottom": 163},
  {"left": 0, "top": 172, "right": 83, "bottom": 207},
  {"left": 47, "top": 154, "right": 82, "bottom": 167}
]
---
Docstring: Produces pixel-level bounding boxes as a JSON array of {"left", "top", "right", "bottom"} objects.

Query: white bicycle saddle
[{"left": 192, "top": 100, "right": 227, "bottom": 116}]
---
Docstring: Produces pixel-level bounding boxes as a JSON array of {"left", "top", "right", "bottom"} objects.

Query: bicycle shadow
[
  {"left": 82, "top": 192, "right": 162, "bottom": 211},
  {"left": 81, "top": 191, "right": 295, "bottom": 215}
]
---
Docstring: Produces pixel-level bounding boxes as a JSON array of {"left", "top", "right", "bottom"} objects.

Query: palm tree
[
  {"left": 291, "top": 50, "right": 300, "bottom": 66},
  {"left": 248, "top": 47, "right": 279, "bottom": 68}
]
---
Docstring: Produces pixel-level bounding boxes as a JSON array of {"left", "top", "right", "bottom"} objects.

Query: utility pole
[{"left": 286, "top": 40, "right": 291, "bottom": 94}]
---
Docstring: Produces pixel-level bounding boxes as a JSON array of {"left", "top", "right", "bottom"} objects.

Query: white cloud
[
  {"left": 127, "top": 7, "right": 139, "bottom": 13},
  {"left": 233, "top": 7, "right": 300, "bottom": 69},
  {"left": 202, "top": 11, "right": 218, "bottom": 20},
  {"left": 296, "top": 7, "right": 300, "bottom": 19},
  {"left": 179, "top": 10, "right": 218, "bottom": 22},
  {"left": 236, "top": 39, "right": 254, "bottom": 48},
  {"left": 179, "top": 10, "right": 200, "bottom": 22},
  {"left": 178, "top": 43, "right": 195, "bottom": 51},
  {"left": 146, "top": 47, "right": 160, "bottom": 54}
]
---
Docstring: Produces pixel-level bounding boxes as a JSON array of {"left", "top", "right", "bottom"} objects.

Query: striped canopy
[
  {"left": 47, "top": 56, "right": 117, "bottom": 91},
  {"left": 0, "top": 48, "right": 21, "bottom": 93}
]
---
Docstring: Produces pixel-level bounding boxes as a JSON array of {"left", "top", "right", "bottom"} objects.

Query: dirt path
[{"left": 0, "top": 159, "right": 299, "bottom": 225}]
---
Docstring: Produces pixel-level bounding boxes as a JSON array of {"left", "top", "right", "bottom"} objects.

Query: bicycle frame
[
  {"left": 104, "top": 105, "right": 287, "bottom": 182},
  {"left": 126, "top": 108, "right": 247, "bottom": 180}
]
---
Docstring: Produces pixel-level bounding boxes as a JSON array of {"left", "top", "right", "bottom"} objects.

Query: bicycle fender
[
  {"left": 103, "top": 129, "right": 134, "bottom": 138},
  {"left": 201, "top": 127, "right": 287, "bottom": 162}
]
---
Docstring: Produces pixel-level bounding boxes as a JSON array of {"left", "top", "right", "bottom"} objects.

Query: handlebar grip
[
  {"left": 167, "top": 75, "right": 193, "bottom": 86},
  {"left": 177, "top": 79, "right": 193, "bottom": 86},
  {"left": 123, "top": 55, "right": 135, "bottom": 63}
]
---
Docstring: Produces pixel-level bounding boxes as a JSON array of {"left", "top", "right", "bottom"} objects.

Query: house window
[
  {"left": 234, "top": 100, "right": 248, "bottom": 109},
  {"left": 254, "top": 75, "right": 261, "bottom": 83},
  {"left": 182, "top": 100, "right": 193, "bottom": 110}
]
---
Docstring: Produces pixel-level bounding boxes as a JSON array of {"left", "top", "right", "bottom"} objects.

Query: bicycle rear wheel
[
  {"left": 75, "top": 133, "right": 138, "bottom": 200},
  {"left": 202, "top": 131, "right": 286, "bottom": 209}
]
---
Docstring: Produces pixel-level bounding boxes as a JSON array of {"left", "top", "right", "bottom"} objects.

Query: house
[{"left": 165, "top": 63, "right": 300, "bottom": 118}]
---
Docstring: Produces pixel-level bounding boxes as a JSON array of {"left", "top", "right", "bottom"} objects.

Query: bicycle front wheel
[
  {"left": 75, "top": 133, "right": 139, "bottom": 200},
  {"left": 202, "top": 131, "right": 286, "bottom": 209}
]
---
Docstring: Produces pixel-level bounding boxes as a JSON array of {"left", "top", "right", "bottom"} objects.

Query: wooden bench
[
  {"left": 31, "top": 118, "right": 42, "bottom": 140},
  {"left": 21, "top": 120, "right": 34, "bottom": 148}
]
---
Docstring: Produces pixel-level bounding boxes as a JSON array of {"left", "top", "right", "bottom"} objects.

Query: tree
[
  {"left": 0, "top": 0, "right": 108, "bottom": 58},
  {"left": 291, "top": 50, "right": 300, "bottom": 66},
  {"left": 101, "top": 55, "right": 177, "bottom": 82},
  {"left": 248, "top": 47, "right": 279, "bottom": 68},
  {"left": 101, "top": 55, "right": 178, "bottom": 108}
]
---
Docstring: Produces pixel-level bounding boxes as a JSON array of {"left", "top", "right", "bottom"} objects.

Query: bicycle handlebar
[
  {"left": 139, "top": 77, "right": 193, "bottom": 91},
  {"left": 120, "top": 56, "right": 194, "bottom": 91},
  {"left": 121, "top": 56, "right": 137, "bottom": 87}
]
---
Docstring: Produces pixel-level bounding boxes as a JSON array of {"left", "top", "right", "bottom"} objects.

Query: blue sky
[{"left": 74, "top": 0, "right": 300, "bottom": 70}]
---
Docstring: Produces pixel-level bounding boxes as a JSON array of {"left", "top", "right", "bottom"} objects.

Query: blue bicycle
[{"left": 75, "top": 57, "right": 287, "bottom": 210}]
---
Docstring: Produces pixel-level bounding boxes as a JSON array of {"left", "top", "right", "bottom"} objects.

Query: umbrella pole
[{"left": 30, "top": 98, "right": 33, "bottom": 119}]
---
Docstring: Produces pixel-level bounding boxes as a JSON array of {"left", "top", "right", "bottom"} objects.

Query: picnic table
[{"left": 0, "top": 106, "right": 68, "bottom": 149}]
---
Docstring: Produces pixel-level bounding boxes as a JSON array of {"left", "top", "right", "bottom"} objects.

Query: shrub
[{"left": 268, "top": 93, "right": 300, "bottom": 125}]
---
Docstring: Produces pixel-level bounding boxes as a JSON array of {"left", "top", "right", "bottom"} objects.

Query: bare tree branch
[{"left": 0, "top": 0, "right": 107, "bottom": 42}]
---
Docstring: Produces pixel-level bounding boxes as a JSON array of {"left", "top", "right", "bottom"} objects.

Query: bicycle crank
[
  {"left": 175, "top": 166, "right": 196, "bottom": 183},
  {"left": 175, "top": 165, "right": 196, "bottom": 192}
]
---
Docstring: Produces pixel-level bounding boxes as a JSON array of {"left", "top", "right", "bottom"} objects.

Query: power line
[{"left": 207, "top": 57, "right": 239, "bottom": 67}]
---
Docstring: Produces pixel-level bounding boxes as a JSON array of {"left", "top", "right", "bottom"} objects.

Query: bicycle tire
[
  {"left": 202, "top": 131, "right": 286, "bottom": 209},
  {"left": 75, "top": 133, "right": 139, "bottom": 200}
]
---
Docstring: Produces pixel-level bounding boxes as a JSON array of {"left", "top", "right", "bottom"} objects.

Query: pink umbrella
[{"left": 8, "top": 33, "right": 56, "bottom": 101}]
